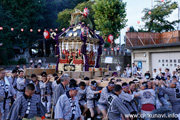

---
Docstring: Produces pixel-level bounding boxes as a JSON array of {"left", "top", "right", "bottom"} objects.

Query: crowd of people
[{"left": 0, "top": 63, "right": 180, "bottom": 120}]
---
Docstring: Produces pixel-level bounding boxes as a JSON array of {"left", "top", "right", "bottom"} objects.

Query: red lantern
[
  {"left": 43, "top": 31, "right": 50, "bottom": 39},
  {"left": 62, "top": 28, "right": 65, "bottom": 31},
  {"left": 148, "top": 11, "right": 151, "bottom": 15},
  {"left": 117, "top": 47, "right": 120, "bottom": 50},
  {"left": 55, "top": 28, "right": 58, "bottom": 31},
  {"left": 137, "top": 21, "right": 140, "bottom": 24},
  {"left": 83, "top": 7, "right": 89, "bottom": 17},
  {"left": 127, "top": 28, "right": 129, "bottom": 31},
  {"left": 38, "top": 29, "right": 41, "bottom": 32},
  {"left": 21, "top": 28, "right": 24, "bottom": 32},
  {"left": 11, "top": 28, "right": 14, "bottom": 31},
  {"left": 81, "top": 27, "right": 89, "bottom": 36},
  {"left": 108, "top": 35, "right": 113, "bottom": 43},
  {"left": 0, "top": 27, "right": 3, "bottom": 30},
  {"left": 30, "top": 29, "right": 33, "bottom": 32},
  {"left": 111, "top": 48, "right": 114, "bottom": 51},
  {"left": 104, "top": 48, "right": 106, "bottom": 51},
  {"left": 161, "top": 0, "right": 164, "bottom": 2}
]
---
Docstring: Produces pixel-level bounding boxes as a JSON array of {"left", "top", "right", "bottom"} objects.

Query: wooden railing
[{"left": 126, "top": 31, "right": 180, "bottom": 48}]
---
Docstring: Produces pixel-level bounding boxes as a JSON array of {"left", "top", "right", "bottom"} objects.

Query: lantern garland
[{"left": 0, "top": 27, "right": 59, "bottom": 32}]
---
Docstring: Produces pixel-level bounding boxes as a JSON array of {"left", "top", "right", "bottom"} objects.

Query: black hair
[
  {"left": 69, "top": 79, "right": 77, "bottom": 85},
  {"left": 108, "top": 81, "right": 114, "bottom": 85},
  {"left": 41, "top": 72, "right": 47, "bottom": 76},
  {"left": 53, "top": 73, "right": 58, "bottom": 77},
  {"left": 172, "top": 76, "right": 177, "bottom": 78},
  {"left": 142, "top": 82, "right": 148, "bottom": 88},
  {"left": 26, "top": 83, "right": 35, "bottom": 91},
  {"left": 133, "top": 79, "right": 138, "bottom": 82},
  {"left": 110, "top": 78, "right": 115, "bottom": 82},
  {"left": 114, "top": 85, "right": 122, "bottom": 92},
  {"left": 167, "top": 75, "right": 171, "bottom": 78},
  {"left": 34, "top": 65, "right": 38, "bottom": 68},
  {"left": 31, "top": 74, "right": 37, "bottom": 78},
  {"left": 84, "top": 77, "right": 90, "bottom": 81},
  {"left": 18, "top": 70, "right": 24, "bottom": 74},
  {"left": 91, "top": 81, "right": 97, "bottom": 85},
  {"left": 54, "top": 76, "right": 59, "bottom": 81},
  {"left": 69, "top": 82, "right": 78, "bottom": 88},
  {"left": 12, "top": 69, "right": 17, "bottom": 73},
  {"left": 150, "top": 78, "right": 154, "bottom": 81},
  {"left": 79, "top": 82, "right": 86, "bottom": 87},
  {"left": 129, "top": 81, "right": 135, "bottom": 86},
  {"left": 122, "top": 82, "right": 128, "bottom": 87}
]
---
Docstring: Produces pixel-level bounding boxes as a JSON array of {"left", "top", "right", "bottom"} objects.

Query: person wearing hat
[
  {"left": 54, "top": 82, "right": 82, "bottom": 120},
  {"left": 86, "top": 81, "right": 101, "bottom": 120},
  {"left": 0, "top": 68, "right": 16, "bottom": 120},
  {"left": 119, "top": 82, "right": 138, "bottom": 118},
  {"left": 97, "top": 81, "right": 115, "bottom": 120},
  {"left": 134, "top": 82, "right": 156, "bottom": 120}
]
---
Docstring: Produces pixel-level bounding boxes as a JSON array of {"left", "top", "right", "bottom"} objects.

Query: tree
[
  {"left": 92, "top": 0, "right": 127, "bottom": 40},
  {"left": 57, "top": 1, "right": 95, "bottom": 30},
  {"left": 142, "top": 0, "right": 179, "bottom": 32}
]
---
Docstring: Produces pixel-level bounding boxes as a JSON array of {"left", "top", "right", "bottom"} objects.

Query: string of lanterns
[{"left": 0, "top": 27, "right": 58, "bottom": 32}]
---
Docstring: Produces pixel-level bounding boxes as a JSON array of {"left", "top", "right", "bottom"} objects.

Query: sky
[{"left": 115, "top": 0, "right": 180, "bottom": 44}]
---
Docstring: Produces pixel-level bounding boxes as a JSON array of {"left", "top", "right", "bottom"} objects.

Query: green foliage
[
  {"left": 57, "top": 1, "right": 95, "bottom": 30},
  {"left": 57, "top": 9, "right": 72, "bottom": 30},
  {"left": 142, "top": 0, "right": 179, "bottom": 32},
  {"left": 18, "top": 58, "right": 26, "bottom": 64},
  {"left": 92, "top": 0, "right": 127, "bottom": 40}
]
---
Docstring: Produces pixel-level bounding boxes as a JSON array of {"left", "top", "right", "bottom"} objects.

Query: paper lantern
[
  {"left": 137, "top": 21, "right": 140, "bottom": 24},
  {"left": 108, "top": 35, "right": 113, "bottom": 43},
  {"left": 43, "top": 31, "right": 50, "bottom": 39},
  {"left": 0, "top": 27, "right": 3, "bottom": 30},
  {"left": 117, "top": 34, "right": 119, "bottom": 37},
  {"left": 161, "top": 0, "right": 164, "bottom": 2},
  {"left": 38, "top": 29, "right": 41, "bottom": 32},
  {"left": 30, "top": 29, "right": 33, "bottom": 32},
  {"left": 148, "top": 11, "right": 151, "bottom": 15},
  {"left": 83, "top": 7, "right": 89, "bottom": 17},
  {"left": 21, "top": 28, "right": 24, "bottom": 32},
  {"left": 62, "top": 28, "right": 65, "bottom": 31},
  {"left": 11, "top": 28, "right": 14, "bottom": 31}
]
